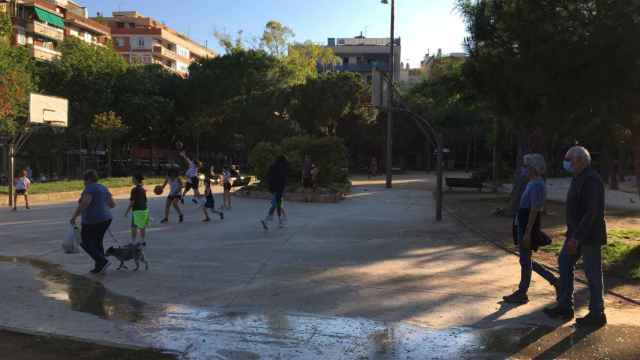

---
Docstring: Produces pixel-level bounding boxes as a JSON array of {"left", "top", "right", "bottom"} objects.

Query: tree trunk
[
  {"left": 633, "top": 127, "right": 640, "bottom": 198},
  {"left": 465, "top": 139, "right": 471, "bottom": 173},
  {"left": 106, "top": 140, "right": 112, "bottom": 178}
]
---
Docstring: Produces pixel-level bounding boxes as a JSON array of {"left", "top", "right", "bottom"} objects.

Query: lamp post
[{"left": 381, "top": 0, "right": 395, "bottom": 189}]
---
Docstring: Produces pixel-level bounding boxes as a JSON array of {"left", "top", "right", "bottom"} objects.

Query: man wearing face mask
[{"left": 544, "top": 146, "right": 607, "bottom": 327}]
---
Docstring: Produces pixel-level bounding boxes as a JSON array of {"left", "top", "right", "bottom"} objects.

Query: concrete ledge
[
  {"left": 2, "top": 184, "right": 163, "bottom": 206},
  {"left": 234, "top": 188, "right": 345, "bottom": 203}
]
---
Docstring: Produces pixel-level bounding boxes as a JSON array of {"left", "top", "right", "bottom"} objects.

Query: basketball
[{"left": 153, "top": 185, "right": 164, "bottom": 195}]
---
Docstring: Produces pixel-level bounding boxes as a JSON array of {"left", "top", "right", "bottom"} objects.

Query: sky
[{"left": 81, "top": 0, "right": 467, "bottom": 67}]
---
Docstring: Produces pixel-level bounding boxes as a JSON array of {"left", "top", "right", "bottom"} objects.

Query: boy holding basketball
[
  {"left": 124, "top": 174, "right": 149, "bottom": 243},
  {"left": 160, "top": 169, "right": 184, "bottom": 223}
]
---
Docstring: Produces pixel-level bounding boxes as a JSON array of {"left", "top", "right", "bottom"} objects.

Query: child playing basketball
[
  {"left": 180, "top": 151, "right": 202, "bottom": 204},
  {"left": 13, "top": 169, "right": 31, "bottom": 211},
  {"left": 160, "top": 169, "right": 184, "bottom": 223},
  {"left": 202, "top": 176, "right": 224, "bottom": 222},
  {"left": 222, "top": 166, "right": 232, "bottom": 210},
  {"left": 124, "top": 174, "right": 149, "bottom": 244}
]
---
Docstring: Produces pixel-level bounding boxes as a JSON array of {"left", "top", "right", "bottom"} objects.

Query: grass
[
  {"left": 1, "top": 177, "right": 166, "bottom": 195},
  {"left": 541, "top": 228, "right": 640, "bottom": 281}
]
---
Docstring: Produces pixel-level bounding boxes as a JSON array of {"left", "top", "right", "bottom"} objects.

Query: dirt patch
[
  {"left": 0, "top": 330, "right": 176, "bottom": 360},
  {"left": 444, "top": 191, "right": 640, "bottom": 306}
]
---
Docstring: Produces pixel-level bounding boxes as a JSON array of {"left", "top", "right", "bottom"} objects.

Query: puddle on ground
[
  {"left": 2, "top": 255, "right": 640, "bottom": 359},
  {"left": 0, "top": 255, "right": 147, "bottom": 322}
]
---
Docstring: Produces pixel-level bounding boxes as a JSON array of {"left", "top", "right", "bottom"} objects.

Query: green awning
[{"left": 34, "top": 7, "right": 65, "bottom": 29}]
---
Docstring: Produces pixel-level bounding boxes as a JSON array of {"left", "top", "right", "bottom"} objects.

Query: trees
[
  {"left": 91, "top": 111, "right": 127, "bottom": 177},
  {"left": 38, "top": 38, "right": 127, "bottom": 135},
  {"left": 286, "top": 41, "right": 337, "bottom": 84},
  {"left": 457, "top": 0, "right": 640, "bottom": 186},
  {"left": 260, "top": 20, "right": 294, "bottom": 57},
  {"left": 0, "top": 13, "right": 36, "bottom": 135},
  {"left": 288, "top": 72, "right": 369, "bottom": 136}
]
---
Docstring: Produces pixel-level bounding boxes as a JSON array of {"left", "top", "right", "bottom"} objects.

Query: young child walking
[
  {"left": 13, "top": 169, "right": 31, "bottom": 211},
  {"left": 161, "top": 169, "right": 184, "bottom": 223},
  {"left": 124, "top": 174, "right": 149, "bottom": 244},
  {"left": 202, "top": 176, "right": 224, "bottom": 222},
  {"left": 222, "top": 166, "right": 232, "bottom": 210}
]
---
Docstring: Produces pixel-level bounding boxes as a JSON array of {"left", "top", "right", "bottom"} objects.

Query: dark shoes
[
  {"left": 90, "top": 260, "right": 111, "bottom": 274},
  {"left": 179, "top": 214, "right": 184, "bottom": 223},
  {"left": 503, "top": 291, "right": 529, "bottom": 304},
  {"left": 160, "top": 218, "right": 168, "bottom": 223},
  {"left": 219, "top": 212, "right": 224, "bottom": 220},
  {"left": 576, "top": 312, "right": 607, "bottom": 328},
  {"left": 203, "top": 218, "right": 210, "bottom": 222},
  {"left": 543, "top": 304, "right": 575, "bottom": 321}
]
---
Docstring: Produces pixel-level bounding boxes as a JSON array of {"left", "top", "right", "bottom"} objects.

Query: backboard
[{"left": 29, "top": 93, "right": 68, "bottom": 127}]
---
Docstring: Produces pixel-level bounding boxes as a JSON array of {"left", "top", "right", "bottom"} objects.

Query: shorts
[
  {"left": 167, "top": 194, "right": 181, "bottom": 201},
  {"left": 15, "top": 189, "right": 27, "bottom": 195},
  {"left": 223, "top": 182, "right": 232, "bottom": 192},
  {"left": 185, "top": 177, "right": 199, "bottom": 192},
  {"left": 204, "top": 195, "right": 215, "bottom": 209},
  {"left": 303, "top": 177, "right": 313, "bottom": 188},
  {"left": 131, "top": 209, "right": 150, "bottom": 229}
]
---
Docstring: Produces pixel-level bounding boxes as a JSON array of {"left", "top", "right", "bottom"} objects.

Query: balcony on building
[
  {"left": 28, "top": 43, "right": 61, "bottom": 61},
  {"left": 152, "top": 43, "right": 179, "bottom": 62},
  {"left": 27, "top": 20, "right": 64, "bottom": 41}
]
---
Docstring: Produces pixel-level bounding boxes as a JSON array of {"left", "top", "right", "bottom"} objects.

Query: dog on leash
[{"left": 105, "top": 243, "right": 149, "bottom": 271}]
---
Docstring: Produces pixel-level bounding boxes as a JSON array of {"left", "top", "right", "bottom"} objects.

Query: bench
[{"left": 445, "top": 177, "right": 484, "bottom": 191}]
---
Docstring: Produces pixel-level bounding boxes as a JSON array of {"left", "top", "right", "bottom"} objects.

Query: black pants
[{"left": 80, "top": 219, "right": 111, "bottom": 266}]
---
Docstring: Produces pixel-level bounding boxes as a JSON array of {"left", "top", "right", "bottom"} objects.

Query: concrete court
[{"left": 0, "top": 173, "right": 639, "bottom": 359}]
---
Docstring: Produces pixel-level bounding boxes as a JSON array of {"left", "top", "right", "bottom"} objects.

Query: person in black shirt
[
  {"left": 124, "top": 174, "right": 149, "bottom": 244},
  {"left": 261, "top": 155, "right": 289, "bottom": 230},
  {"left": 544, "top": 146, "right": 607, "bottom": 327}
]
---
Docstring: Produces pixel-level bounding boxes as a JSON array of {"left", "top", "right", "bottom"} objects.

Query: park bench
[{"left": 445, "top": 177, "right": 484, "bottom": 191}]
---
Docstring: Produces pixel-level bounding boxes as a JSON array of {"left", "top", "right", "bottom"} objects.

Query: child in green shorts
[{"left": 124, "top": 174, "right": 149, "bottom": 244}]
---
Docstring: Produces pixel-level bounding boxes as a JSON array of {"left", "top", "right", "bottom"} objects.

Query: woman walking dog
[{"left": 70, "top": 170, "right": 116, "bottom": 274}]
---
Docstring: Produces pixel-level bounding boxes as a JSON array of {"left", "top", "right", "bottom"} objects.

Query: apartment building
[
  {"left": 94, "top": 11, "right": 215, "bottom": 76},
  {"left": 0, "top": 0, "right": 110, "bottom": 61},
  {"left": 326, "top": 35, "right": 401, "bottom": 83}
]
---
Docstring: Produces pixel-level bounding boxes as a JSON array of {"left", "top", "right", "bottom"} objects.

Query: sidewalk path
[{"left": 0, "top": 173, "right": 638, "bottom": 359}]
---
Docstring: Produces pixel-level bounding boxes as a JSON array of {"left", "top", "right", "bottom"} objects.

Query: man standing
[{"left": 544, "top": 146, "right": 607, "bottom": 327}]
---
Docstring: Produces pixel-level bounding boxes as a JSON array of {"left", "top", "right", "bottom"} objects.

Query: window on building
[
  {"left": 136, "top": 37, "right": 145, "bottom": 48},
  {"left": 17, "top": 31, "right": 26, "bottom": 45},
  {"left": 129, "top": 23, "right": 135, "bottom": 28},
  {"left": 342, "top": 57, "right": 349, "bottom": 64},
  {"left": 176, "top": 45, "right": 189, "bottom": 59},
  {"left": 115, "top": 37, "right": 124, "bottom": 47},
  {"left": 116, "top": 22, "right": 124, "bottom": 28}
]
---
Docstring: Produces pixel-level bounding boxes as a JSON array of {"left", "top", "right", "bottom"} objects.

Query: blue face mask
[{"left": 563, "top": 160, "right": 573, "bottom": 173}]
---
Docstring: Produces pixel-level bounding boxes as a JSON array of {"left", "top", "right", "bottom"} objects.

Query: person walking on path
[
  {"left": 503, "top": 154, "right": 557, "bottom": 304},
  {"left": 124, "top": 174, "right": 149, "bottom": 244},
  {"left": 302, "top": 155, "right": 314, "bottom": 202},
  {"left": 180, "top": 151, "right": 202, "bottom": 204},
  {"left": 369, "top": 157, "right": 378, "bottom": 179},
  {"left": 160, "top": 169, "right": 184, "bottom": 223},
  {"left": 222, "top": 166, "right": 232, "bottom": 210},
  {"left": 202, "top": 176, "right": 224, "bottom": 222},
  {"left": 13, "top": 169, "right": 31, "bottom": 211},
  {"left": 261, "top": 155, "right": 289, "bottom": 230},
  {"left": 70, "top": 170, "right": 115, "bottom": 274},
  {"left": 544, "top": 146, "right": 608, "bottom": 327}
]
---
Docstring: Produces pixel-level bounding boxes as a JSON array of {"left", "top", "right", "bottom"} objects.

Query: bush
[
  {"left": 249, "top": 136, "right": 349, "bottom": 187},
  {"left": 248, "top": 142, "right": 282, "bottom": 181}
]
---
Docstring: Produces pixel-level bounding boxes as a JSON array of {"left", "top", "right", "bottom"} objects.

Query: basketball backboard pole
[{"left": 6, "top": 93, "right": 68, "bottom": 207}]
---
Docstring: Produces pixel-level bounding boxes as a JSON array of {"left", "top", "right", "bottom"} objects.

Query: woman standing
[
  {"left": 503, "top": 154, "right": 557, "bottom": 304},
  {"left": 70, "top": 170, "right": 116, "bottom": 274}
]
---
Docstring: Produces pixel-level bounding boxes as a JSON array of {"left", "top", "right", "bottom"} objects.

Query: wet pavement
[{"left": 1, "top": 174, "right": 640, "bottom": 359}]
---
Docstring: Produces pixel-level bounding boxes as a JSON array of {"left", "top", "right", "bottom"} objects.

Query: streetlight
[{"left": 381, "top": 0, "right": 395, "bottom": 189}]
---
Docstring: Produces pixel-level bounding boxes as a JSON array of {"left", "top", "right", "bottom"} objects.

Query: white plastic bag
[{"left": 63, "top": 225, "right": 80, "bottom": 254}]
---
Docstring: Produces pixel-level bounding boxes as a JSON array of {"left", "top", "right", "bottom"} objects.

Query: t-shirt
[
  {"left": 222, "top": 170, "right": 231, "bottom": 184},
  {"left": 303, "top": 159, "right": 313, "bottom": 178},
  {"left": 15, "top": 177, "right": 31, "bottom": 191},
  {"left": 130, "top": 185, "right": 147, "bottom": 211},
  {"left": 81, "top": 182, "right": 113, "bottom": 225},
  {"left": 519, "top": 178, "right": 546, "bottom": 210},
  {"left": 168, "top": 178, "right": 182, "bottom": 196},
  {"left": 185, "top": 161, "right": 198, "bottom": 178}
]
